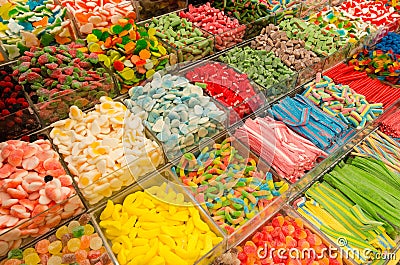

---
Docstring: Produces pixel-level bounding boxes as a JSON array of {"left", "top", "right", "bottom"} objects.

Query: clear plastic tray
[
  {"left": 90, "top": 170, "right": 226, "bottom": 265},
  {"left": 136, "top": 0, "right": 187, "bottom": 21},
  {"left": 168, "top": 131, "right": 292, "bottom": 237},
  {"left": 0, "top": 131, "right": 85, "bottom": 256},
  {"left": 299, "top": 0, "right": 330, "bottom": 19}
]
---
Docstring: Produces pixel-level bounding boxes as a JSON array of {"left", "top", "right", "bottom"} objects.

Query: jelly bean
[
  {"left": 12, "top": 42, "right": 116, "bottom": 125},
  {"left": 218, "top": 46, "right": 295, "bottom": 93},
  {"left": 302, "top": 74, "right": 383, "bottom": 128},
  {"left": 124, "top": 72, "right": 226, "bottom": 160},
  {"left": 376, "top": 32, "right": 400, "bottom": 55},
  {"left": 185, "top": 62, "right": 264, "bottom": 121},
  {"left": 61, "top": 0, "right": 137, "bottom": 35},
  {"left": 279, "top": 18, "right": 344, "bottom": 57},
  {"left": 235, "top": 115, "right": 327, "bottom": 183},
  {"left": 98, "top": 184, "right": 223, "bottom": 265},
  {"left": 0, "top": 66, "right": 40, "bottom": 141},
  {"left": 86, "top": 20, "right": 174, "bottom": 94},
  {"left": 0, "top": 0, "right": 76, "bottom": 60},
  {"left": 4, "top": 214, "right": 111, "bottom": 265},
  {"left": 145, "top": 13, "right": 214, "bottom": 62},
  {"left": 251, "top": 24, "right": 321, "bottom": 71},
  {"left": 50, "top": 97, "right": 164, "bottom": 205},
  {"left": 180, "top": 3, "right": 246, "bottom": 51},
  {"left": 174, "top": 137, "right": 289, "bottom": 233},
  {"left": 0, "top": 139, "right": 84, "bottom": 255}
]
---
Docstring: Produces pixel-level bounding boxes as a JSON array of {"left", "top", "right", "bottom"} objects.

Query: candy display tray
[
  {"left": 0, "top": 129, "right": 86, "bottom": 258},
  {"left": 135, "top": 0, "right": 188, "bottom": 21},
  {"left": 287, "top": 134, "right": 400, "bottom": 265},
  {"left": 179, "top": 60, "right": 268, "bottom": 126},
  {"left": 298, "top": 0, "right": 330, "bottom": 19},
  {"left": 204, "top": 41, "right": 299, "bottom": 103},
  {"left": 137, "top": 12, "right": 216, "bottom": 63},
  {"left": 0, "top": 46, "right": 10, "bottom": 67},
  {"left": 223, "top": 204, "right": 350, "bottom": 264},
  {"left": 0, "top": 62, "right": 42, "bottom": 142},
  {"left": 90, "top": 168, "right": 227, "bottom": 265},
  {"left": 22, "top": 62, "right": 119, "bottom": 127}
]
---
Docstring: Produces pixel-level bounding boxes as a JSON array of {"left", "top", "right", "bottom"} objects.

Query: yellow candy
[
  {"left": 148, "top": 28, "right": 156, "bottom": 36},
  {"left": 100, "top": 200, "right": 114, "bottom": 220},
  {"left": 23, "top": 248, "right": 36, "bottom": 258},
  {"left": 25, "top": 253, "right": 41, "bottom": 265},
  {"left": 55, "top": 225, "right": 68, "bottom": 239},
  {"left": 158, "top": 235, "right": 176, "bottom": 249},
  {"left": 84, "top": 224, "right": 95, "bottom": 235},
  {"left": 98, "top": 54, "right": 111, "bottom": 67},
  {"left": 112, "top": 204, "right": 123, "bottom": 220},
  {"left": 86, "top": 34, "right": 99, "bottom": 43},
  {"left": 148, "top": 256, "right": 165, "bottom": 265},
  {"left": 112, "top": 242, "right": 122, "bottom": 254},
  {"left": 118, "top": 249, "right": 128, "bottom": 265},
  {"left": 131, "top": 238, "right": 149, "bottom": 246},
  {"left": 159, "top": 245, "right": 187, "bottom": 265},
  {"left": 138, "top": 228, "right": 160, "bottom": 239},
  {"left": 158, "top": 45, "right": 167, "bottom": 55}
]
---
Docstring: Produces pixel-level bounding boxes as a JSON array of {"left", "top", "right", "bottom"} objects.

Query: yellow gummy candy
[
  {"left": 174, "top": 247, "right": 199, "bottom": 260},
  {"left": 167, "top": 210, "right": 189, "bottom": 222},
  {"left": 138, "top": 228, "right": 160, "bottom": 239},
  {"left": 131, "top": 238, "right": 149, "bottom": 246},
  {"left": 140, "top": 222, "right": 162, "bottom": 230},
  {"left": 148, "top": 28, "right": 156, "bottom": 36},
  {"left": 114, "top": 235, "right": 132, "bottom": 250},
  {"left": 118, "top": 249, "right": 128, "bottom": 265},
  {"left": 185, "top": 218, "right": 195, "bottom": 235},
  {"left": 158, "top": 235, "right": 176, "bottom": 249},
  {"left": 112, "top": 204, "right": 122, "bottom": 220},
  {"left": 112, "top": 243, "right": 122, "bottom": 254},
  {"left": 86, "top": 34, "right": 99, "bottom": 43},
  {"left": 142, "top": 239, "right": 159, "bottom": 264},
  {"left": 100, "top": 200, "right": 114, "bottom": 220},
  {"left": 127, "top": 255, "right": 146, "bottom": 265},
  {"left": 161, "top": 226, "right": 185, "bottom": 238},
  {"left": 159, "top": 245, "right": 187, "bottom": 265},
  {"left": 140, "top": 213, "right": 164, "bottom": 222},
  {"left": 148, "top": 256, "right": 165, "bottom": 265},
  {"left": 127, "top": 245, "right": 150, "bottom": 260}
]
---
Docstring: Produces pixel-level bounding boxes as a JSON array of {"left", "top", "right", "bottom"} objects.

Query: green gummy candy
[
  {"left": 123, "top": 23, "right": 132, "bottom": 31},
  {"left": 72, "top": 225, "right": 85, "bottom": 237},
  {"left": 40, "top": 33, "right": 55, "bottom": 47},
  {"left": 8, "top": 249, "right": 23, "bottom": 259},
  {"left": 92, "top": 29, "right": 103, "bottom": 39},
  {"left": 119, "top": 68, "right": 136, "bottom": 81},
  {"left": 111, "top": 24, "right": 123, "bottom": 34}
]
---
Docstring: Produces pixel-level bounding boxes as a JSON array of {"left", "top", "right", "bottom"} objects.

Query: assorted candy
[
  {"left": 338, "top": 0, "right": 400, "bottom": 27},
  {"left": 251, "top": 24, "right": 321, "bottom": 71},
  {"left": 349, "top": 49, "right": 400, "bottom": 86},
  {"left": 0, "top": 139, "right": 84, "bottom": 255},
  {"left": 179, "top": 3, "right": 246, "bottom": 51},
  {"left": 234, "top": 116, "right": 327, "bottom": 183},
  {"left": 86, "top": 19, "right": 173, "bottom": 94},
  {"left": 352, "top": 130, "right": 400, "bottom": 173},
  {"left": 99, "top": 183, "right": 223, "bottom": 265},
  {"left": 12, "top": 42, "right": 116, "bottom": 125},
  {"left": 295, "top": 156, "right": 399, "bottom": 264},
  {"left": 0, "top": 66, "right": 40, "bottom": 141},
  {"left": 185, "top": 62, "right": 264, "bottom": 121},
  {"left": 60, "top": 0, "right": 137, "bottom": 35},
  {"left": 0, "top": 0, "right": 76, "bottom": 60},
  {"left": 302, "top": 74, "right": 383, "bottom": 128},
  {"left": 124, "top": 72, "right": 226, "bottom": 160},
  {"left": 268, "top": 95, "right": 351, "bottom": 152},
  {"left": 218, "top": 46, "right": 295, "bottom": 94},
  {"left": 50, "top": 97, "right": 164, "bottom": 205},
  {"left": 2, "top": 214, "right": 111, "bottom": 265},
  {"left": 325, "top": 62, "right": 400, "bottom": 106},
  {"left": 174, "top": 137, "right": 289, "bottom": 234},
  {"left": 234, "top": 213, "right": 342, "bottom": 265},
  {"left": 145, "top": 13, "right": 214, "bottom": 62},
  {"left": 308, "top": 7, "right": 376, "bottom": 44},
  {"left": 279, "top": 18, "right": 344, "bottom": 57}
]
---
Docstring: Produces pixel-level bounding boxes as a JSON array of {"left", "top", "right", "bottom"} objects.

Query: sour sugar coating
[
  {"left": 50, "top": 96, "right": 164, "bottom": 205},
  {"left": 61, "top": 0, "right": 137, "bottom": 35},
  {"left": 145, "top": 13, "right": 214, "bottom": 62},
  {"left": 0, "top": 0, "right": 76, "bottom": 60},
  {"left": 235, "top": 214, "right": 342, "bottom": 265},
  {"left": 98, "top": 183, "right": 223, "bottom": 265},
  {"left": 174, "top": 137, "right": 289, "bottom": 234},
  {"left": 3, "top": 213, "right": 112, "bottom": 265},
  {"left": 12, "top": 42, "right": 116, "bottom": 125},
  {"left": 179, "top": 3, "right": 246, "bottom": 51},
  {"left": 0, "top": 139, "right": 83, "bottom": 256},
  {"left": 124, "top": 72, "right": 226, "bottom": 160}
]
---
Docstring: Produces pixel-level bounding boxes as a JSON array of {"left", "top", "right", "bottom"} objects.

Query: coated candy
[
  {"left": 146, "top": 13, "right": 214, "bottom": 62},
  {"left": 50, "top": 97, "right": 164, "bottom": 205},
  {"left": 179, "top": 3, "right": 246, "bottom": 51},
  {"left": 12, "top": 42, "right": 116, "bottom": 125},
  {"left": 0, "top": 139, "right": 83, "bottom": 255},
  {"left": 98, "top": 183, "right": 223, "bottom": 265},
  {"left": 0, "top": 0, "right": 76, "bottom": 59},
  {"left": 61, "top": 0, "right": 137, "bottom": 35},
  {"left": 3, "top": 214, "right": 111, "bottom": 265},
  {"left": 124, "top": 72, "right": 226, "bottom": 160},
  {"left": 174, "top": 137, "right": 289, "bottom": 233}
]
